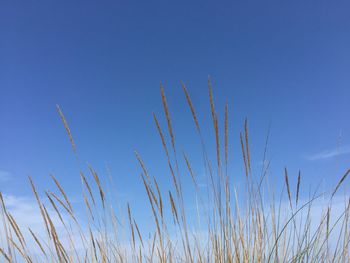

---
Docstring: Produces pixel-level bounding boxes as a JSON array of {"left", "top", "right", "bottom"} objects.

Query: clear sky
[{"left": 0, "top": 0, "right": 350, "bottom": 226}]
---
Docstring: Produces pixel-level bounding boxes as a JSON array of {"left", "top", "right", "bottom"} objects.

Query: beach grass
[{"left": 1, "top": 80, "right": 349, "bottom": 262}]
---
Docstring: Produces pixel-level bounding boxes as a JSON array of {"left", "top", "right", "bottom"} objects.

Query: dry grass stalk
[
  {"left": 0, "top": 247, "right": 11, "bottom": 262},
  {"left": 160, "top": 84, "right": 176, "bottom": 156},
  {"left": 240, "top": 132, "right": 249, "bottom": 178},
  {"left": 133, "top": 219, "right": 144, "bottom": 248},
  {"left": 140, "top": 175, "right": 162, "bottom": 244},
  {"left": 49, "top": 191, "right": 77, "bottom": 224},
  {"left": 8, "top": 238, "right": 30, "bottom": 263},
  {"left": 135, "top": 151, "right": 151, "bottom": 184},
  {"left": 88, "top": 165, "right": 105, "bottom": 208},
  {"left": 244, "top": 119, "right": 251, "bottom": 172},
  {"left": 80, "top": 172, "right": 96, "bottom": 206},
  {"left": 56, "top": 105, "right": 77, "bottom": 153},
  {"left": 296, "top": 171, "right": 301, "bottom": 207},
  {"left": 45, "top": 191, "right": 65, "bottom": 226},
  {"left": 225, "top": 103, "right": 229, "bottom": 171},
  {"left": 285, "top": 168, "right": 292, "bottom": 206},
  {"left": 208, "top": 79, "right": 221, "bottom": 171},
  {"left": 83, "top": 193, "right": 94, "bottom": 220},
  {"left": 153, "top": 178, "right": 163, "bottom": 218},
  {"left": 43, "top": 205, "right": 69, "bottom": 262},
  {"left": 28, "top": 228, "right": 46, "bottom": 257},
  {"left": 167, "top": 161, "right": 180, "bottom": 197},
  {"left": 182, "top": 82, "right": 201, "bottom": 134},
  {"left": 28, "top": 177, "right": 51, "bottom": 240},
  {"left": 332, "top": 169, "right": 350, "bottom": 198},
  {"left": 127, "top": 204, "right": 136, "bottom": 250},
  {"left": 6, "top": 213, "right": 26, "bottom": 250},
  {"left": 183, "top": 153, "right": 197, "bottom": 187},
  {"left": 169, "top": 191, "right": 179, "bottom": 225},
  {"left": 51, "top": 174, "right": 73, "bottom": 212},
  {"left": 153, "top": 113, "right": 170, "bottom": 159}
]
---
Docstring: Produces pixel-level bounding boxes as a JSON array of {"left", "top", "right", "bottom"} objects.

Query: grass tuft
[{"left": 0, "top": 81, "right": 349, "bottom": 262}]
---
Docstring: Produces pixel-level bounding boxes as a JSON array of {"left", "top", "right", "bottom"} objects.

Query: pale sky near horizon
[{"left": 0, "top": 0, "right": 350, "bottom": 226}]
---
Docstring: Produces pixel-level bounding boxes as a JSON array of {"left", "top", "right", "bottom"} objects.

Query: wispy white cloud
[
  {"left": 304, "top": 145, "right": 350, "bottom": 161},
  {"left": 0, "top": 194, "right": 73, "bottom": 255},
  {"left": 1, "top": 194, "right": 64, "bottom": 232},
  {"left": 0, "top": 193, "right": 130, "bottom": 259},
  {"left": 0, "top": 170, "right": 11, "bottom": 182}
]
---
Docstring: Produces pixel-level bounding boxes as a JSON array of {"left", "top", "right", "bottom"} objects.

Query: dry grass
[{"left": 1, "top": 80, "right": 350, "bottom": 262}]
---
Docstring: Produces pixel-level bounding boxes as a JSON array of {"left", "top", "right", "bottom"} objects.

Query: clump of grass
[{"left": 0, "top": 79, "right": 350, "bottom": 262}]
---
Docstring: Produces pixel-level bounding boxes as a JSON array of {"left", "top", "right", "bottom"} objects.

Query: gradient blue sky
[{"left": 0, "top": 1, "right": 350, "bottom": 219}]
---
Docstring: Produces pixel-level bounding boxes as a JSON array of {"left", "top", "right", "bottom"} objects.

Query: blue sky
[{"left": 0, "top": 0, "right": 350, "bottom": 225}]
